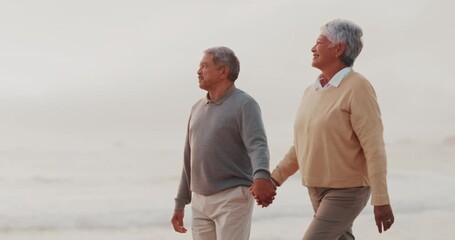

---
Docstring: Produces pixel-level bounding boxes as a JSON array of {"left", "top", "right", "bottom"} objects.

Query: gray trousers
[{"left": 303, "top": 187, "right": 371, "bottom": 240}]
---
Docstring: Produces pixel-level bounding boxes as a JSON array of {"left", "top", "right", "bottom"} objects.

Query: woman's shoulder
[{"left": 343, "top": 70, "right": 373, "bottom": 90}]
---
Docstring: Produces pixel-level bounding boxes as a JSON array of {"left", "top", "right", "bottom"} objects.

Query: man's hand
[
  {"left": 374, "top": 204, "right": 395, "bottom": 233},
  {"left": 171, "top": 209, "right": 187, "bottom": 233},
  {"left": 250, "top": 178, "right": 277, "bottom": 207}
]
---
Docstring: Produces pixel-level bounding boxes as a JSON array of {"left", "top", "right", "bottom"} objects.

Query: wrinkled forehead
[
  {"left": 200, "top": 53, "right": 215, "bottom": 64},
  {"left": 200, "top": 53, "right": 224, "bottom": 69},
  {"left": 316, "top": 34, "right": 331, "bottom": 43}
]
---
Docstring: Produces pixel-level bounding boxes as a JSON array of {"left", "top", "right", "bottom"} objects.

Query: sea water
[{"left": 0, "top": 142, "right": 454, "bottom": 239}]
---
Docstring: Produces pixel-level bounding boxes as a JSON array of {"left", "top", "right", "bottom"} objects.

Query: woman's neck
[{"left": 320, "top": 63, "right": 347, "bottom": 86}]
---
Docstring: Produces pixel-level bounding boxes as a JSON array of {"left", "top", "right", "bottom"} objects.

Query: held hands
[
  {"left": 250, "top": 178, "right": 277, "bottom": 207},
  {"left": 374, "top": 204, "right": 395, "bottom": 233},
  {"left": 171, "top": 209, "right": 187, "bottom": 233}
]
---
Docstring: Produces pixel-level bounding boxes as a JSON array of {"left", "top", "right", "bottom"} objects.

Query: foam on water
[{"left": 0, "top": 143, "right": 454, "bottom": 240}]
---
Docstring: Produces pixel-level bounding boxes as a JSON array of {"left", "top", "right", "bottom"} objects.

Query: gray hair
[
  {"left": 321, "top": 19, "right": 363, "bottom": 66},
  {"left": 204, "top": 46, "right": 240, "bottom": 81}
]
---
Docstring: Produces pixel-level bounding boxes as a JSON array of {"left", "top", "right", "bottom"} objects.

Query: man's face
[
  {"left": 311, "top": 34, "right": 338, "bottom": 70},
  {"left": 197, "top": 53, "right": 224, "bottom": 91}
]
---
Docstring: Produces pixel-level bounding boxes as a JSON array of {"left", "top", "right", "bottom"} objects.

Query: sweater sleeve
[
  {"left": 271, "top": 145, "right": 299, "bottom": 186},
  {"left": 350, "top": 78, "right": 390, "bottom": 205},
  {"left": 240, "top": 101, "right": 271, "bottom": 180},
  {"left": 174, "top": 118, "right": 192, "bottom": 210}
]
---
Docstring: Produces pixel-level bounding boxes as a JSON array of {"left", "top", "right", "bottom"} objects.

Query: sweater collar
[
  {"left": 315, "top": 67, "right": 352, "bottom": 90},
  {"left": 205, "top": 84, "right": 236, "bottom": 105}
]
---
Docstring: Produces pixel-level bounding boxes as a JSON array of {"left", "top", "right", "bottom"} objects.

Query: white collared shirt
[{"left": 314, "top": 67, "right": 352, "bottom": 91}]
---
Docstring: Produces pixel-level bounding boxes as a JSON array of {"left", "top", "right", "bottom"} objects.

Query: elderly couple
[{"left": 171, "top": 19, "right": 395, "bottom": 240}]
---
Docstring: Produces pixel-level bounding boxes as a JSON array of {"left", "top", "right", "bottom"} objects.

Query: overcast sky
[{"left": 0, "top": 0, "right": 454, "bottom": 152}]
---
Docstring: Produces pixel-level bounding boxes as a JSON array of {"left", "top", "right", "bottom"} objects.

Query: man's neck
[{"left": 208, "top": 82, "right": 234, "bottom": 101}]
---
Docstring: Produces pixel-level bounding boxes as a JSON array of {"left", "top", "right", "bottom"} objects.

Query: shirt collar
[
  {"left": 314, "top": 67, "right": 352, "bottom": 90},
  {"left": 205, "top": 84, "right": 236, "bottom": 105}
]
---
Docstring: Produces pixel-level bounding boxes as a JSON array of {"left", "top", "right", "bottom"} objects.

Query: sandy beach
[
  {"left": 1, "top": 143, "right": 454, "bottom": 240},
  {"left": 1, "top": 0, "right": 454, "bottom": 239}
]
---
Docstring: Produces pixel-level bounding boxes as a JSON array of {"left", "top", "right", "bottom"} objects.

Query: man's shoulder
[
  {"left": 190, "top": 97, "right": 206, "bottom": 110},
  {"left": 231, "top": 88, "right": 257, "bottom": 104}
]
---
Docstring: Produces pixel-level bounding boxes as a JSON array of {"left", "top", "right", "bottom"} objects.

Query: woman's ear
[{"left": 335, "top": 43, "right": 346, "bottom": 58}]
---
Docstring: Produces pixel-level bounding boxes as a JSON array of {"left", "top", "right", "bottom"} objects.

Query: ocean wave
[{"left": 0, "top": 209, "right": 170, "bottom": 231}]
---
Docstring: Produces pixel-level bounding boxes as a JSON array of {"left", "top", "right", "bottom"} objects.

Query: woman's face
[{"left": 311, "top": 34, "right": 338, "bottom": 70}]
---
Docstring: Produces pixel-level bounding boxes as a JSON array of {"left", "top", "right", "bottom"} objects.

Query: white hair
[
  {"left": 204, "top": 46, "right": 240, "bottom": 81},
  {"left": 321, "top": 19, "right": 363, "bottom": 66}
]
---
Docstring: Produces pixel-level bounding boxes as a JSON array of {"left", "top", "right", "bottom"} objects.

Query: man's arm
[
  {"left": 250, "top": 177, "right": 276, "bottom": 207},
  {"left": 171, "top": 119, "right": 192, "bottom": 233},
  {"left": 240, "top": 101, "right": 270, "bottom": 176},
  {"left": 171, "top": 209, "right": 187, "bottom": 233},
  {"left": 239, "top": 101, "right": 276, "bottom": 206}
]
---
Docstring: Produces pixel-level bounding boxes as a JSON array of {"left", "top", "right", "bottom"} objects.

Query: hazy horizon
[
  {"left": 1, "top": 1, "right": 455, "bottom": 239},
  {"left": 1, "top": 0, "right": 454, "bottom": 154}
]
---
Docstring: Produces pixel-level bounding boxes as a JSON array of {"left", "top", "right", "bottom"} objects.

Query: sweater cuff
[
  {"left": 270, "top": 169, "right": 286, "bottom": 186},
  {"left": 174, "top": 198, "right": 188, "bottom": 210},
  {"left": 368, "top": 171, "right": 390, "bottom": 205},
  {"left": 253, "top": 170, "right": 271, "bottom": 181},
  {"left": 371, "top": 193, "right": 390, "bottom": 206}
]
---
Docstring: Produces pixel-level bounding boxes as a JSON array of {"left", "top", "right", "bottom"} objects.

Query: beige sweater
[{"left": 271, "top": 71, "right": 390, "bottom": 205}]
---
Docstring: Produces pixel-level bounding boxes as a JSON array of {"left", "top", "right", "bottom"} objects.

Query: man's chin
[{"left": 198, "top": 83, "right": 206, "bottom": 90}]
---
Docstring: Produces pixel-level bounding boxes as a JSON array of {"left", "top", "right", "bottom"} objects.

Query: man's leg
[
  {"left": 192, "top": 192, "right": 216, "bottom": 240},
  {"left": 303, "top": 187, "right": 370, "bottom": 240},
  {"left": 210, "top": 186, "right": 254, "bottom": 240}
]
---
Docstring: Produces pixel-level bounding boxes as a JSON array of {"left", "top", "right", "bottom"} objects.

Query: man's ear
[{"left": 220, "top": 66, "right": 230, "bottom": 79}]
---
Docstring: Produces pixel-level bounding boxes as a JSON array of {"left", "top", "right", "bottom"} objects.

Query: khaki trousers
[
  {"left": 303, "top": 187, "right": 371, "bottom": 240},
  {"left": 191, "top": 186, "right": 254, "bottom": 240}
]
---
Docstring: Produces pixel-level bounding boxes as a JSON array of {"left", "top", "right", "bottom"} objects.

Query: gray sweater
[{"left": 174, "top": 85, "right": 270, "bottom": 209}]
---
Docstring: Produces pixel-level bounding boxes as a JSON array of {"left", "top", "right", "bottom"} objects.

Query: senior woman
[{"left": 268, "top": 19, "right": 395, "bottom": 239}]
